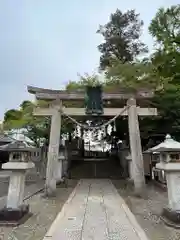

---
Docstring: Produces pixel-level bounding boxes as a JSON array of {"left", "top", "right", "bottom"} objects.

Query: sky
[{"left": 0, "top": 0, "right": 179, "bottom": 120}]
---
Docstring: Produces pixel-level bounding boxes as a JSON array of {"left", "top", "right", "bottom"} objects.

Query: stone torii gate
[{"left": 27, "top": 86, "right": 157, "bottom": 196}]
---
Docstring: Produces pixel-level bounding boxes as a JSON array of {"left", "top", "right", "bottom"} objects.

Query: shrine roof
[{"left": 27, "top": 86, "right": 154, "bottom": 101}]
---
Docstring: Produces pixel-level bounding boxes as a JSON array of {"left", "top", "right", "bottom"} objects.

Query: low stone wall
[
  {"left": 117, "top": 143, "right": 129, "bottom": 178},
  {"left": 27, "top": 147, "right": 47, "bottom": 181},
  {"left": 117, "top": 143, "right": 152, "bottom": 179}
]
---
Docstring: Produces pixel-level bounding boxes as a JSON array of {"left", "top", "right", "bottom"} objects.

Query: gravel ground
[
  {"left": 1, "top": 177, "right": 179, "bottom": 240},
  {"left": 0, "top": 179, "right": 78, "bottom": 240},
  {"left": 113, "top": 180, "right": 180, "bottom": 240}
]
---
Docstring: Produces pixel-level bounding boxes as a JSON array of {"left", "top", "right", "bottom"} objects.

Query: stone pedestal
[
  {"left": 55, "top": 156, "right": 63, "bottom": 184},
  {"left": 62, "top": 157, "right": 68, "bottom": 177},
  {"left": 118, "top": 142, "right": 129, "bottom": 178},
  {"left": 0, "top": 162, "right": 34, "bottom": 226},
  {"left": 126, "top": 156, "right": 133, "bottom": 180},
  {"left": 156, "top": 162, "right": 180, "bottom": 226}
]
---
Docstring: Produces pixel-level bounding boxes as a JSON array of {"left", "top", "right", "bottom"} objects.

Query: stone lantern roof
[
  {"left": 0, "top": 141, "right": 34, "bottom": 152},
  {"left": 145, "top": 134, "right": 180, "bottom": 153}
]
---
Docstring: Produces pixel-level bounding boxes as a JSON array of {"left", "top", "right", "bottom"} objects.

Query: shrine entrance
[
  {"left": 28, "top": 85, "right": 157, "bottom": 195},
  {"left": 61, "top": 86, "right": 125, "bottom": 179},
  {"left": 70, "top": 158, "right": 122, "bottom": 179}
]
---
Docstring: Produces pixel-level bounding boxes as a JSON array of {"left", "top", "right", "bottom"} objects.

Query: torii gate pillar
[
  {"left": 44, "top": 102, "right": 61, "bottom": 196},
  {"left": 127, "top": 98, "right": 146, "bottom": 196}
]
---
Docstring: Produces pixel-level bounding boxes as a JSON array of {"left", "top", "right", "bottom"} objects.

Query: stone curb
[
  {"left": 43, "top": 180, "right": 80, "bottom": 239},
  {"left": 121, "top": 201, "right": 150, "bottom": 240},
  {"left": 160, "top": 216, "right": 180, "bottom": 229},
  {"left": 112, "top": 182, "right": 150, "bottom": 240}
]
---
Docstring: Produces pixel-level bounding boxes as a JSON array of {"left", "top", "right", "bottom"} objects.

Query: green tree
[
  {"left": 151, "top": 50, "right": 180, "bottom": 82},
  {"left": 149, "top": 5, "right": 180, "bottom": 51},
  {"left": 151, "top": 84, "right": 180, "bottom": 140},
  {"left": 3, "top": 101, "right": 50, "bottom": 146},
  {"left": 106, "top": 59, "right": 162, "bottom": 90},
  {"left": 149, "top": 5, "right": 180, "bottom": 84},
  {"left": 4, "top": 109, "right": 22, "bottom": 123},
  {"left": 97, "top": 9, "right": 148, "bottom": 70},
  {"left": 20, "top": 100, "right": 33, "bottom": 111},
  {"left": 147, "top": 4, "right": 180, "bottom": 142},
  {"left": 3, "top": 100, "right": 77, "bottom": 146},
  {"left": 66, "top": 73, "right": 103, "bottom": 91}
]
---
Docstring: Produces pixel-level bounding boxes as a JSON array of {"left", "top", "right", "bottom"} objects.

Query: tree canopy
[
  {"left": 97, "top": 9, "right": 148, "bottom": 70},
  {"left": 149, "top": 5, "right": 180, "bottom": 50}
]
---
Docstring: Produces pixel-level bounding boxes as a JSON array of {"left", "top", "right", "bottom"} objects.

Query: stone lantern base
[
  {"left": 156, "top": 162, "right": 180, "bottom": 228},
  {"left": 162, "top": 208, "right": 180, "bottom": 227},
  {"left": 0, "top": 205, "right": 31, "bottom": 226},
  {"left": 0, "top": 161, "right": 34, "bottom": 226}
]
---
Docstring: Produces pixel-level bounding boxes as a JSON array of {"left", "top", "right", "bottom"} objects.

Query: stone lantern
[
  {"left": 147, "top": 134, "right": 180, "bottom": 226},
  {"left": 0, "top": 141, "right": 35, "bottom": 225}
]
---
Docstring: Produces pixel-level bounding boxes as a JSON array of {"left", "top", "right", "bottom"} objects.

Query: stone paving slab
[
  {"left": 43, "top": 179, "right": 149, "bottom": 240},
  {"left": 82, "top": 181, "right": 107, "bottom": 240}
]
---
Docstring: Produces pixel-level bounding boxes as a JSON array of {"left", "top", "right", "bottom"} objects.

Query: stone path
[{"left": 43, "top": 179, "right": 149, "bottom": 240}]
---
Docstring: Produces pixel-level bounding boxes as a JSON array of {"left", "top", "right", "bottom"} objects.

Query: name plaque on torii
[{"left": 85, "top": 86, "right": 104, "bottom": 115}]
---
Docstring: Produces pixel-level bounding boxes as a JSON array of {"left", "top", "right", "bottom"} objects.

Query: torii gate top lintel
[
  {"left": 27, "top": 85, "right": 154, "bottom": 101},
  {"left": 27, "top": 85, "right": 157, "bottom": 116}
]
